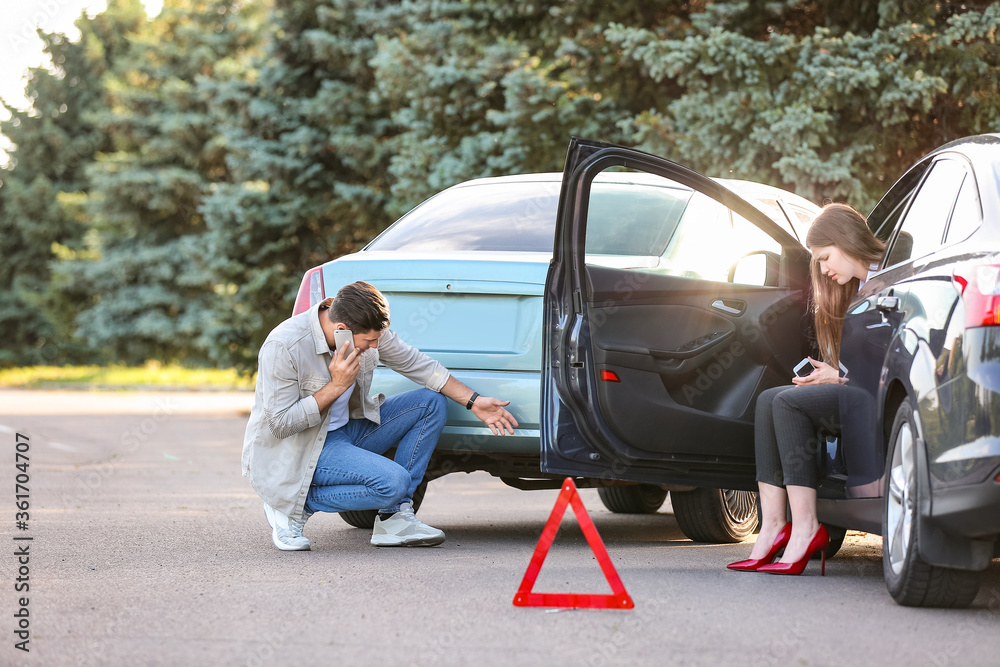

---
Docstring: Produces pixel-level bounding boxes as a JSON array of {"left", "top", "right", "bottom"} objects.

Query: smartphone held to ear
[{"left": 333, "top": 329, "right": 354, "bottom": 355}]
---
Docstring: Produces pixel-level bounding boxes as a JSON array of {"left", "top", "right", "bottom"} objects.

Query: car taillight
[
  {"left": 292, "top": 267, "right": 325, "bottom": 315},
  {"left": 953, "top": 265, "right": 1000, "bottom": 327}
]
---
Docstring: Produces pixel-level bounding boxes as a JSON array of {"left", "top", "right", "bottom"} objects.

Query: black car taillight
[
  {"left": 953, "top": 265, "right": 1000, "bottom": 327},
  {"left": 293, "top": 266, "right": 325, "bottom": 315}
]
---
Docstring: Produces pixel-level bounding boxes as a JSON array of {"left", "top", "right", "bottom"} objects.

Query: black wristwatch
[{"left": 466, "top": 392, "right": 479, "bottom": 410}]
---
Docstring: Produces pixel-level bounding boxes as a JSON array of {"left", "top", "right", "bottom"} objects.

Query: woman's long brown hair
[{"left": 805, "top": 203, "right": 886, "bottom": 366}]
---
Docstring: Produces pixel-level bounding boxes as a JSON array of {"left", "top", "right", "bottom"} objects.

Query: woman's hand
[{"left": 791, "top": 356, "right": 847, "bottom": 386}]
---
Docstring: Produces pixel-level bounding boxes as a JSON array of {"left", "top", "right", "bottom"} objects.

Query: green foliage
[
  {"left": 0, "top": 0, "right": 148, "bottom": 367},
  {"left": 368, "top": 0, "right": 686, "bottom": 215},
  {"left": 608, "top": 0, "right": 1000, "bottom": 209},
  {"left": 67, "top": 0, "right": 267, "bottom": 365},
  {"left": 200, "top": 0, "right": 686, "bottom": 369},
  {"left": 198, "top": 0, "right": 397, "bottom": 369},
  {"left": 2, "top": 0, "right": 999, "bottom": 371}
]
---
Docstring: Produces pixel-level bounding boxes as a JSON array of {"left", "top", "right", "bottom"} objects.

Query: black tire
[
  {"left": 818, "top": 525, "right": 847, "bottom": 560},
  {"left": 597, "top": 484, "right": 668, "bottom": 514},
  {"left": 882, "top": 401, "right": 980, "bottom": 608},
  {"left": 672, "top": 487, "right": 759, "bottom": 543},
  {"left": 339, "top": 479, "right": 428, "bottom": 529}
]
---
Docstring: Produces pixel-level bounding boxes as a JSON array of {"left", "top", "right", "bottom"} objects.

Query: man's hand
[
  {"left": 314, "top": 345, "right": 360, "bottom": 412},
  {"left": 328, "top": 343, "right": 360, "bottom": 389},
  {"left": 791, "top": 356, "right": 847, "bottom": 386},
  {"left": 440, "top": 377, "right": 518, "bottom": 435},
  {"left": 471, "top": 396, "right": 519, "bottom": 436}
]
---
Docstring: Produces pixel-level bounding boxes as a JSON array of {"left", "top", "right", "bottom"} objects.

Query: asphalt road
[{"left": 0, "top": 389, "right": 998, "bottom": 667}]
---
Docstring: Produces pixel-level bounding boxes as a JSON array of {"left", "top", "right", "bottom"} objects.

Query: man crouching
[{"left": 242, "top": 281, "right": 517, "bottom": 550}]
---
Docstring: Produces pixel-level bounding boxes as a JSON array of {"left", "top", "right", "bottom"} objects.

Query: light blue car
[{"left": 292, "top": 167, "right": 819, "bottom": 538}]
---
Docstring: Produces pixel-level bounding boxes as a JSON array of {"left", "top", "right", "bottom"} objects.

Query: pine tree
[
  {"left": 9, "top": 0, "right": 994, "bottom": 370},
  {"left": 607, "top": 0, "right": 1000, "bottom": 209},
  {"left": 201, "top": 0, "right": 689, "bottom": 369},
  {"left": 0, "top": 0, "right": 148, "bottom": 367},
  {"left": 70, "top": 0, "right": 267, "bottom": 364},
  {"left": 200, "top": 0, "right": 400, "bottom": 369},
  {"left": 370, "top": 0, "right": 688, "bottom": 216}
]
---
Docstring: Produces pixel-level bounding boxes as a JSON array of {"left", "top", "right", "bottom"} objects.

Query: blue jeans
[{"left": 304, "top": 388, "right": 447, "bottom": 515}]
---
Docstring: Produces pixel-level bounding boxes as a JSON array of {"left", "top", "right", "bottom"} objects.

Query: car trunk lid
[{"left": 320, "top": 252, "right": 550, "bottom": 371}]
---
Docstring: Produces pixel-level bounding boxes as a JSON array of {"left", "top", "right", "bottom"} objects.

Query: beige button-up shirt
[{"left": 241, "top": 300, "right": 451, "bottom": 518}]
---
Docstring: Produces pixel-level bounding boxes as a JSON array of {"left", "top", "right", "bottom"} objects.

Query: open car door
[{"left": 540, "top": 139, "right": 813, "bottom": 491}]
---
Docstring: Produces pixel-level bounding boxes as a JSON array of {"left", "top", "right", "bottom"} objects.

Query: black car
[{"left": 541, "top": 136, "right": 1000, "bottom": 607}]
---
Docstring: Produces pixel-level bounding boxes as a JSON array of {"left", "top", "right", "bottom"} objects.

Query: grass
[{"left": 0, "top": 362, "right": 255, "bottom": 391}]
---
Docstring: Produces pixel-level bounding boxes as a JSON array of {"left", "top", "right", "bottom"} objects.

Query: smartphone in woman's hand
[{"left": 793, "top": 358, "right": 816, "bottom": 377}]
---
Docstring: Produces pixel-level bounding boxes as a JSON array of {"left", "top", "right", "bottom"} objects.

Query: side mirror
[{"left": 729, "top": 251, "right": 781, "bottom": 286}]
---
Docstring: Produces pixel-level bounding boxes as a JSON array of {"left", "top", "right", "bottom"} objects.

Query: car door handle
[
  {"left": 710, "top": 299, "right": 744, "bottom": 316},
  {"left": 877, "top": 296, "right": 899, "bottom": 312},
  {"left": 868, "top": 295, "right": 900, "bottom": 330}
]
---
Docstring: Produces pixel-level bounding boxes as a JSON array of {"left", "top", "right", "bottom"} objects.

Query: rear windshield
[
  {"left": 365, "top": 179, "right": 695, "bottom": 255},
  {"left": 365, "top": 182, "right": 560, "bottom": 252}
]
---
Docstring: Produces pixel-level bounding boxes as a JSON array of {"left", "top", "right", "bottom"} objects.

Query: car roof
[
  {"left": 438, "top": 171, "right": 819, "bottom": 242},
  {"left": 935, "top": 132, "right": 1000, "bottom": 155},
  {"left": 445, "top": 172, "right": 819, "bottom": 209},
  {"left": 931, "top": 134, "right": 1000, "bottom": 178}
]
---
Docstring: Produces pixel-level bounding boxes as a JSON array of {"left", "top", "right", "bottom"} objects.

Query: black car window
[
  {"left": 884, "top": 159, "right": 967, "bottom": 267},
  {"left": 943, "top": 170, "right": 982, "bottom": 245},
  {"left": 365, "top": 181, "right": 560, "bottom": 252},
  {"left": 868, "top": 160, "right": 931, "bottom": 244}
]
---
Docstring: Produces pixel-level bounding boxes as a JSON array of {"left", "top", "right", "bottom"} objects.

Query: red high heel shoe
[
  {"left": 757, "top": 524, "right": 830, "bottom": 576},
  {"left": 726, "top": 522, "right": 792, "bottom": 572}
]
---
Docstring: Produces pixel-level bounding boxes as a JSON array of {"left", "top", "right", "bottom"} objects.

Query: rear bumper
[
  {"left": 435, "top": 427, "right": 540, "bottom": 456},
  {"left": 374, "top": 366, "right": 538, "bottom": 416},
  {"left": 372, "top": 368, "right": 541, "bottom": 458}
]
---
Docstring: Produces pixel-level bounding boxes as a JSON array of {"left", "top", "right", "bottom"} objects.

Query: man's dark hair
[{"left": 328, "top": 281, "right": 390, "bottom": 332}]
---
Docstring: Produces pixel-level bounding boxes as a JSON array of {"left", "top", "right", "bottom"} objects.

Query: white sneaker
[
  {"left": 263, "top": 503, "right": 311, "bottom": 551},
  {"left": 370, "top": 501, "right": 445, "bottom": 547}
]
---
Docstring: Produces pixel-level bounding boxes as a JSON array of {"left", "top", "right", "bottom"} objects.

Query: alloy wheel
[
  {"left": 723, "top": 489, "right": 757, "bottom": 525},
  {"left": 885, "top": 421, "right": 915, "bottom": 575}
]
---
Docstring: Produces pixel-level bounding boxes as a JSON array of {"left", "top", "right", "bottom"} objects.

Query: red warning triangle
[{"left": 513, "top": 478, "right": 634, "bottom": 609}]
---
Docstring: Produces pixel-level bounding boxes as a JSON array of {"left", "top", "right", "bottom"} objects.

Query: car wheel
[
  {"left": 339, "top": 479, "right": 428, "bottom": 529},
  {"left": 597, "top": 484, "right": 668, "bottom": 514},
  {"left": 882, "top": 401, "right": 980, "bottom": 607},
  {"left": 818, "top": 525, "right": 847, "bottom": 560},
  {"left": 672, "top": 487, "right": 759, "bottom": 543}
]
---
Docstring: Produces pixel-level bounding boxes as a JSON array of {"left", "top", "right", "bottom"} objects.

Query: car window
[
  {"left": 365, "top": 181, "right": 559, "bottom": 252},
  {"left": 584, "top": 170, "right": 782, "bottom": 285},
  {"left": 944, "top": 171, "right": 982, "bottom": 245},
  {"left": 783, "top": 202, "right": 818, "bottom": 242},
  {"left": 884, "top": 159, "right": 967, "bottom": 267},
  {"left": 743, "top": 196, "right": 794, "bottom": 239},
  {"left": 868, "top": 161, "right": 931, "bottom": 245},
  {"left": 656, "top": 191, "right": 732, "bottom": 278},
  {"left": 585, "top": 181, "right": 690, "bottom": 256}
]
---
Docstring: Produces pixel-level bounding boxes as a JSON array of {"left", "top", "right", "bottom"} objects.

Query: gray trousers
[{"left": 755, "top": 384, "right": 882, "bottom": 490}]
